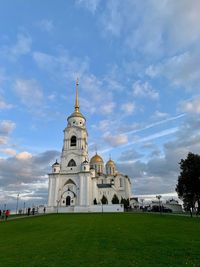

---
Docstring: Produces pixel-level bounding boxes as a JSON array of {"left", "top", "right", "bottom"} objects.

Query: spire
[
  {"left": 75, "top": 78, "right": 79, "bottom": 112},
  {"left": 95, "top": 144, "right": 97, "bottom": 155}
]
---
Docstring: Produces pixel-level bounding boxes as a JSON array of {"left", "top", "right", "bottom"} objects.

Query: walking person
[
  {"left": 32, "top": 207, "right": 35, "bottom": 215},
  {"left": 27, "top": 207, "right": 31, "bottom": 216},
  {"left": 5, "top": 210, "right": 10, "bottom": 220},
  {"left": 43, "top": 207, "right": 46, "bottom": 214}
]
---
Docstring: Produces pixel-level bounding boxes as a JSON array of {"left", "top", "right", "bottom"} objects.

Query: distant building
[{"left": 47, "top": 81, "right": 132, "bottom": 212}]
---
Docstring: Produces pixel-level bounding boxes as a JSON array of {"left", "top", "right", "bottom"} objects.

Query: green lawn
[{"left": 0, "top": 213, "right": 199, "bottom": 267}]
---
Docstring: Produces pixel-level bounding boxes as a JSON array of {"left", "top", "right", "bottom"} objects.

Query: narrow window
[{"left": 70, "top": 135, "right": 77, "bottom": 146}]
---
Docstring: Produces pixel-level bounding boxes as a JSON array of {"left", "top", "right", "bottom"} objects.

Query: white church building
[{"left": 47, "top": 81, "right": 132, "bottom": 212}]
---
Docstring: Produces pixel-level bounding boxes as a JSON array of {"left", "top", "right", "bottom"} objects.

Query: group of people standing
[
  {"left": 0, "top": 209, "right": 10, "bottom": 220},
  {"left": 0, "top": 206, "right": 46, "bottom": 221}
]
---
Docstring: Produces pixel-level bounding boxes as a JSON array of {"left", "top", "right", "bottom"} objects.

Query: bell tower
[
  {"left": 48, "top": 80, "right": 91, "bottom": 208},
  {"left": 60, "top": 79, "right": 89, "bottom": 173}
]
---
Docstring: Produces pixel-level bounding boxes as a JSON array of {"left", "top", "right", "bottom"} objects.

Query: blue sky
[{"left": 1, "top": 0, "right": 200, "bottom": 209}]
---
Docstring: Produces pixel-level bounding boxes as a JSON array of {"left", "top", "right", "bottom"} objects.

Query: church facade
[{"left": 47, "top": 81, "right": 132, "bottom": 212}]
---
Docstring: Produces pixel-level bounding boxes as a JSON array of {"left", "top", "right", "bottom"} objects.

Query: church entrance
[{"left": 66, "top": 196, "right": 71, "bottom": 206}]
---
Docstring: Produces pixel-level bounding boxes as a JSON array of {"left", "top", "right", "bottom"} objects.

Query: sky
[{"left": 0, "top": 0, "right": 200, "bottom": 210}]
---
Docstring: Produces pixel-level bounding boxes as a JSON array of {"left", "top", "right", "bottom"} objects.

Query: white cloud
[
  {"left": 2, "top": 33, "right": 32, "bottom": 60},
  {"left": 0, "top": 148, "right": 16, "bottom": 156},
  {"left": 37, "top": 19, "right": 54, "bottom": 32},
  {"left": 117, "top": 117, "right": 200, "bottom": 195},
  {"left": 100, "top": 0, "right": 123, "bottom": 37},
  {"left": 98, "top": 120, "right": 110, "bottom": 131},
  {"left": 103, "top": 133, "right": 128, "bottom": 147},
  {"left": 0, "top": 136, "right": 8, "bottom": 145},
  {"left": 16, "top": 151, "right": 32, "bottom": 160},
  {"left": 0, "top": 120, "right": 16, "bottom": 165},
  {"left": 132, "top": 80, "right": 159, "bottom": 100},
  {"left": 0, "top": 150, "right": 59, "bottom": 207},
  {"left": 152, "top": 111, "right": 169, "bottom": 120},
  {"left": 101, "top": 101, "right": 115, "bottom": 114},
  {"left": 0, "top": 120, "right": 16, "bottom": 135},
  {"left": 48, "top": 94, "right": 56, "bottom": 101},
  {"left": 14, "top": 79, "right": 44, "bottom": 107},
  {"left": 0, "top": 97, "right": 13, "bottom": 109},
  {"left": 146, "top": 51, "right": 200, "bottom": 90},
  {"left": 33, "top": 51, "right": 89, "bottom": 81},
  {"left": 118, "top": 148, "right": 143, "bottom": 162},
  {"left": 180, "top": 97, "right": 200, "bottom": 114},
  {"left": 76, "top": 0, "right": 101, "bottom": 14},
  {"left": 121, "top": 102, "right": 135, "bottom": 114},
  {"left": 97, "top": 1, "right": 200, "bottom": 55}
]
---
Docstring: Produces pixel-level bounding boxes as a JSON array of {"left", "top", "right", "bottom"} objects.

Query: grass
[{"left": 0, "top": 213, "right": 200, "bottom": 267}]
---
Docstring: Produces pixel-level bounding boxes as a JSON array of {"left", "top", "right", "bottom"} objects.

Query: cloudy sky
[{"left": 1, "top": 0, "right": 200, "bottom": 209}]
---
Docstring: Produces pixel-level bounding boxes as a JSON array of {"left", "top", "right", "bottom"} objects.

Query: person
[
  {"left": 43, "top": 207, "right": 46, "bottom": 214},
  {"left": 5, "top": 210, "right": 10, "bottom": 220},
  {"left": 32, "top": 207, "right": 35, "bottom": 215},
  {"left": 27, "top": 207, "right": 31, "bottom": 216},
  {"left": 0, "top": 209, "right": 1, "bottom": 217}
]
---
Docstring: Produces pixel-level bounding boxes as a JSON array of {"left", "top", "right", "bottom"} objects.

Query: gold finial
[{"left": 75, "top": 78, "right": 79, "bottom": 112}]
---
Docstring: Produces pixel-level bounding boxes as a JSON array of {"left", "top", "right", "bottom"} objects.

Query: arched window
[
  {"left": 70, "top": 136, "right": 77, "bottom": 146},
  {"left": 68, "top": 159, "right": 76, "bottom": 167}
]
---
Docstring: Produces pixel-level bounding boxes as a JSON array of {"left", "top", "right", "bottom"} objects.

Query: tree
[
  {"left": 176, "top": 152, "right": 200, "bottom": 216},
  {"left": 111, "top": 194, "right": 119, "bottom": 204},
  {"left": 120, "top": 197, "right": 130, "bottom": 210},
  {"left": 101, "top": 195, "right": 108, "bottom": 204}
]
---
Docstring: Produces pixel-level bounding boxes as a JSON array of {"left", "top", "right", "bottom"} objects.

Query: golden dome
[
  {"left": 90, "top": 153, "right": 104, "bottom": 164},
  {"left": 68, "top": 110, "right": 85, "bottom": 120},
  {"left": 106, "top": 159, "right": 115, "bottom": 166}
]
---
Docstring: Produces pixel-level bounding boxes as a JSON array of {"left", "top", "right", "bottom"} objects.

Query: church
[{"left": 47, "top": 81, "right": 132, "bottom": 212}]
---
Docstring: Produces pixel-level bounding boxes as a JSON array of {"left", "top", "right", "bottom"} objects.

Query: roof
[
  {"left": 68, "top": 110, "right": 86, "bottom": 120},
  {"left": 52, "top": 160, "right": 59, "bottom": 166},
  {"left": 90, "top": 153, "right": 104, "bottom": 163},
  {"left": 106, "top": 159, "right": 115, "bottom": 166}
]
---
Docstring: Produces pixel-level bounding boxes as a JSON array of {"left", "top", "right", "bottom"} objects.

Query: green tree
[
  {"left": 176, "top": 152, "right": 200, "bottom": 216},
  {"left": 101, "top": 195, "right": 108, "bottom": 204},
  {"left": 111, "top": 194, "right": 119, "bottom": 204},
  {"left": 120, "top": 197, "right": 130, "bottom": 210}
]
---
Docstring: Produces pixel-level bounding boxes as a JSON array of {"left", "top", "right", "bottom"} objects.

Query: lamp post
[
  {"left": 16, "top": 193, "right": 19, "bottom": 215},
  {"left": 140, "top": 198, "right": 144, "bottom": 211},
  {"left": 156, "top": 195, "right": 162, "bottom": 214},
  {"left": 23, "top": 202, "right": 26, "bottom": 214}
]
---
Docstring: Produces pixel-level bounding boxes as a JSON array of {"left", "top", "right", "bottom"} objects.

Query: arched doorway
[{"left": 66, "top": 196, "right": 71, "bottom": 206}]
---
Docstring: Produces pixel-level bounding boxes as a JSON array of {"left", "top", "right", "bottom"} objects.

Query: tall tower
[
  {"left": 48, "top": 80, "right": 91, "bottom": 208},
  {"left": 60, "top": 79, "right": 89, "bottom": 172}
]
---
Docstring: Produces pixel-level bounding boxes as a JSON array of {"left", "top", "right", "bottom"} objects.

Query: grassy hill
[{"left": 0, "top": 213, "right": 199, "bottom": 267}]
